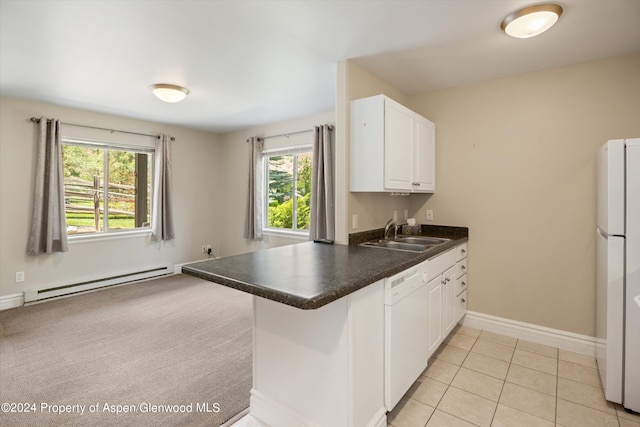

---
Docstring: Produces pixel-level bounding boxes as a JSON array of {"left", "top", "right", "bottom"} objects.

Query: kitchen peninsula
[{"left": 183, "top": 226, "right": 468, "bottom": 427}]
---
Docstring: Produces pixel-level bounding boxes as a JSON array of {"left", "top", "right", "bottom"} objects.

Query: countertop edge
[{"left": 182, "top": 232, "right": 468, "bottom": 310}]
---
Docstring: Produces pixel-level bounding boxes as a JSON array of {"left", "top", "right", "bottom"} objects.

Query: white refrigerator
[{"left": 596, "top": 138, "right": 640, "bottom": 414}]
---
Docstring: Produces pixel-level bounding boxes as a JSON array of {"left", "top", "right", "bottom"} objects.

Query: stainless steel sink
[
  {"left": 395, "top": 235, "right": 451, "bottom": 245},
  {"left": 360, "top": 235, "right": 451, "bottom": 253}
]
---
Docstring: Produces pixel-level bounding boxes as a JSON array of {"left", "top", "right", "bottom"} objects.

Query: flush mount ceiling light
[
  {"left": 501, "top": 3, "right": 563, "bottom": 38},
  {"left": 150, "top": 83, "right": 189, "bottom": 103}
]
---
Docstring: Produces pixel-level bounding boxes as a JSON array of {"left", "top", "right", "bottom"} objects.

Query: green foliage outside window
[{"left": 267, "top": 152, "right": 312, "bottom": 231}]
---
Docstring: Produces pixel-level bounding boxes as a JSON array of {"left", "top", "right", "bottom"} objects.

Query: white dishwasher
[{"left": 384, "top": 264, "right": 429, "bottom": 411}]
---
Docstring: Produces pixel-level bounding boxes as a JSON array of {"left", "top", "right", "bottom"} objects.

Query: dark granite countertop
[{"left": 182, "top": 225, "right": 468, "bottom": 310}]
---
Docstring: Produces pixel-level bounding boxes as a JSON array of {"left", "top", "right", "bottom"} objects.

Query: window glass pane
[
  {"left": 264, "top": 150, "right": 312, "bottom": 233},
  {"left": 296, "top": 153, "right": 312, "bottom": 230},
  {"left": 62, "top": 145, "right": 105, "bottom": 235},
  {"left": 267, "top": 155, "right": 294, "bottom": 229},
  {"left": 62, "top": 142, "right": 152, "bottom": 235},
  {"left": 107, "top": 150, "right": 137, "bottom": 230}
]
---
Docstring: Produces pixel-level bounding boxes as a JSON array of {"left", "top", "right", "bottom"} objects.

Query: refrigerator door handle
[{"left": 598, "top": 226, "right": 626, "bottom": 239}]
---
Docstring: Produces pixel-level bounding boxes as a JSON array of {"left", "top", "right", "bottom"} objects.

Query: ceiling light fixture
[
  {"left": 150, "top": 83, "right": 189, "bottom": 103},
  {"left": 501, "top": 3, "right": 563, "bottom": 38}
]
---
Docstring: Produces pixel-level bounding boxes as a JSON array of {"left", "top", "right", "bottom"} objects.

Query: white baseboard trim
[
  {"left": 0, "top": 293, "right": 24, "bottom": 311},
  {"left": 462, "top": 311, "right": 596, "bottom": 357},
  {"left": 367, "top": 407, "right": 388, "bottom": 427},
  {"left": 250, "top": 389, "right": 324, "bottom": 427},
  {"left": 250, "top": 389, "right": 386, "bottom": 427},
  {"left": 220, "top": 407, "right": 249, "bottom": 427}
]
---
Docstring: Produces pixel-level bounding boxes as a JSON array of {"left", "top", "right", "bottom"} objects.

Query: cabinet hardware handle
[
  {"left": 461, "top": 265, "right": 466, "bottom": 270},
  {"left": 461, "top": 249, "right": 466, "bottom": 254},
  {"left": 461, "top": 298, "right": 466, "bottom": 303},
  {"left": 461, "top": 281, "right": 466, "bottom": 286},
  {"left": 446, "top": 277, "right": 451, "bottom": 282}
]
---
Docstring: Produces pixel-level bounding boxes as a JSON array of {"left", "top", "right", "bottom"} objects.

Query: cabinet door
[
  {"left": 426, "top": 275, "right": 443, "bottom": 356},
  {"left": 413, "top": 115, "right": 435, "bottom": 192},
  {"left": 350, "top": 96, "right": 385, "bottom": 192},
  {"left": 384, "top": 100, "right": 413, "bottom": 191},
  {"left": 442, "top": 266, "right": 457, "bottom": 336}
]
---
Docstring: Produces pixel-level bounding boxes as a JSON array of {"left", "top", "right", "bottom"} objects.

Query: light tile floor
[
  {"left": 388, "top": 325, "right": 640, "bottom": 427},
  {"left": 231, "top": 326, "right": 640, "bottom": 427}
]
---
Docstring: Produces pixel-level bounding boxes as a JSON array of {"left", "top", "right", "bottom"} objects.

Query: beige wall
[
  {"left": 337, "top": 60, "right": 412, "bottom": 241},
  {"left": 0, "top": 97, "right": 223, "bottom": 297},
  {"left": 216, "top": 111, "right": 335, "bottom": 257},
  {"left": 0, "top": 96, "right": 335, "bottom": 300},
  {"left": 3, "top": 53, "right": 638, "bottom": 338},
  {"left": 406, "top": 54, "right": 640, "bottom": 336}
]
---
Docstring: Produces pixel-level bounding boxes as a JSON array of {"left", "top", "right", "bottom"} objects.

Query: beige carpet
[{"left": 0, "top": 274, "right": 253, "bottom": 426}]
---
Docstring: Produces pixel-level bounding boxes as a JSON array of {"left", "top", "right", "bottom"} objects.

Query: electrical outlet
[
  {"left": 202, "top": 245, "right": 207, "bottom": 253},
  {"left": 206, "top": 244, "right": 212, "bottom": 253},
  {"left": 426, "top": 209, "right": 434, "bottom": 221},
  {"left": 352, "top": 214, "right": 358, "bottom": 229},
  {"left": 16, "top": 271, "right": 25, "bottom": 282},
  {"left": 404, "top": 209, "right": 408, "bottom": 220},
  {"left": 393, "top": 210, "right": 398, "bottom": 222}
]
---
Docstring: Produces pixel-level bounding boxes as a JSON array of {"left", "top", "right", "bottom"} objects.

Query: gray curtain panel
[
  {"left": 244, "top": 137, "right": 264, "bottom": 240},
  {"left": 151, "top": 134, "right": 175, "bottom": 240},
  {"left": 27, "top": 118, "right": 68, "bottom": 255},
  {"left": 310, "top": 125, "right": 335, "bottom": 241}
]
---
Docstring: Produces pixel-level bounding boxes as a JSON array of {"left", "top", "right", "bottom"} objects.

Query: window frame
[
  {"left": 262, "top": 144, "right": 313, "bottom": 238},
  {"left": 61, "top": 137, "right": 155, "bottom": 239}
]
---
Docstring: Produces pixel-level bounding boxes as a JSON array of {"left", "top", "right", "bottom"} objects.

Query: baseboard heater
[{"left": 23, "top": 266, "right": 174, "bottom": 303}]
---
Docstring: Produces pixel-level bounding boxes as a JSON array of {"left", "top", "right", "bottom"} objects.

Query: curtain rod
[
  {"left": 246, "top": 125, "right": 334, "bottom": 143},
  {"left": 29, "top": 117, "right": 175, "bottom": 141}
]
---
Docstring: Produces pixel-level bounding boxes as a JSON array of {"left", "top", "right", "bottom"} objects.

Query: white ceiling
[{"left": 1, "top": 0, "right": 639, "bottom": 134}]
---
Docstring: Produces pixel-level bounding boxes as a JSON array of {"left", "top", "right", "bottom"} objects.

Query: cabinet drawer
[
  {"left": 426, "top": 248, "right": 456, "bottom": 282},
  {"left": 456, "top": 274, "right": 468, "bottom": 296},
  {"left": 456, "top": 258, "right": 467, "bottom": 278},
  {"left": 456, "top": 290, "right": 468, "bottom": 322},
  {"left": 456, "top": 243, "right": 468, "bottom": 261}
]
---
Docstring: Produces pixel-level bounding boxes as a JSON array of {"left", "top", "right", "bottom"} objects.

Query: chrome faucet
[{"left": 384, "top": 218, "right": 397, "bottom": 240}]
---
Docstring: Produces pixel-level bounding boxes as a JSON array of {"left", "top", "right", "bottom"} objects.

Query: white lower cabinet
[
  {"left": 384, "top": 242, "right": 468, "bottom": 412},
  {"left": 424, "top": 247, "right": 458, "bottom": 339},
  {"left": 455, "top": 243, "right": 468, "bottom": 322},
  {"left": 442, "top": 266, "right": 457, "bottom": 337},
  {"left": 457, "top": 290, "right": 468, "bottom": 322},
  {"left": 426, "top": 275, "right": 443, "bottom": 355}
]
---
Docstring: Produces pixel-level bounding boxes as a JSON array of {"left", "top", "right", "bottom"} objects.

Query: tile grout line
[
  {"left": 487, "top": 334, "right": 517, "bottom": 426},
  {"left": 426, "top": 329, "right": 478, "bottom": 426},
  {"left": 410, "top": 327, "right": 633, "bottom": 427}
]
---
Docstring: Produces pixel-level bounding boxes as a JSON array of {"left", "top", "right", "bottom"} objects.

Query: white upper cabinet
[
  {"left": 413, "top": 115, "right": 436, "bottom": 192},
  {"left": 350, "top": 94, "right": 435, "bottom": 193}
]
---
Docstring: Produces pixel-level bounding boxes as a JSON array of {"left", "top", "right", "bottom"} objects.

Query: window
[
  {"left": 61, "top": 138, "right": 153, "bottom": 236},
  {"left": 264, "top": 147, "right": 312, "bottom": 234}
]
